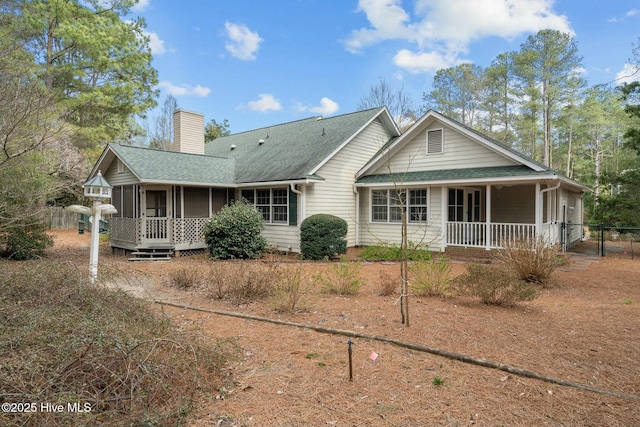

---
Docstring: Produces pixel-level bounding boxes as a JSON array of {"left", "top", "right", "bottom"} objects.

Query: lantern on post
[{"left": 67, "top": 171, "right": 117, "bottom": 283}]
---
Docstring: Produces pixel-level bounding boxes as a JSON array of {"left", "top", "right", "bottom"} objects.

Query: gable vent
[{"left": 427, "top": 129, "right": 443, "bottom": 155}]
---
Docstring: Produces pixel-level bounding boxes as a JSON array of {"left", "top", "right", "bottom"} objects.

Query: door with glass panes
[{"left": 448, "top": 188, "right": 482, "bottom": 243}]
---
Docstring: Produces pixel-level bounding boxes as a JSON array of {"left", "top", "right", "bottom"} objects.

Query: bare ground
[{"left": 46, "top": 229, "right": 640, "bottom": 427}]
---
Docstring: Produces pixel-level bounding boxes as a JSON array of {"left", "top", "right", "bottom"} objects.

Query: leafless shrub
[
  {"left": 206, "top": 261, "right": 274, "bottom": 305},
  {"left": 454, "top": 263, "right": 539, "bottom": 307},
  {"left": 168, "top": 267, "right": 203, "bottom": 289},
  {"left": 271, "top": 263, "right": 312, "bottom": 313},
  {"left": 376, "top": 270, "right": 397, "bottom": 296},
  {"left": 495, "top": 236, "right": 560, "bottom": 286}
]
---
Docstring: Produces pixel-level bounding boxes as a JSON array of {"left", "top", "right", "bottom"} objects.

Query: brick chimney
[{"left": 172, "top": 109, "right": 204, "bottom": 155}]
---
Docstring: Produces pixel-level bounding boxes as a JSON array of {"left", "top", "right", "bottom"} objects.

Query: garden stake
[{"left": 347, "top": 338, "right": 353, "bottom": 381}]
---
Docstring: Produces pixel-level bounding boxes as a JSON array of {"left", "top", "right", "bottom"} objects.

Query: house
[{"left": 89, "top": 107, "right": 589, "bottom": 258}]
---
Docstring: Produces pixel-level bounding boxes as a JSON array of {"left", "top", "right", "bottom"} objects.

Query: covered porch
[
  {"left": 442, "top": 181, "right": 573, "bottom": 250},
  {"left": 108, "top": 184, "right": 230, "bottom": 255}
]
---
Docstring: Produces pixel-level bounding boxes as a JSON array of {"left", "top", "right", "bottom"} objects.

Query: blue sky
[{"left": 130, "top": 0, "right": 640, "bottom": 133}]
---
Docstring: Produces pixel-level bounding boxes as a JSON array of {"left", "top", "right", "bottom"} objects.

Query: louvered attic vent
[{"left": 427, "top": 129, "right": 443, "bottom": 155}]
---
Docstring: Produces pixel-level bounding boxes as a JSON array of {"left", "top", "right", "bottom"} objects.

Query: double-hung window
[
  {"left": 371, "top": 188, "right": 428, "bottom": 223},
  {"left": 242, "top": 188, "right": 288, "bottom": 224}
]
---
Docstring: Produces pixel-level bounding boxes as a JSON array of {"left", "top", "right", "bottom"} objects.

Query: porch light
[{"left": 67, "top": 171, "right": 117, "bottom": 283}]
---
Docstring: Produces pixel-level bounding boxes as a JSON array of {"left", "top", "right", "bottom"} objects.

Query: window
[
  {"left": 371, "top": 188, "right": 428, "bottom": 223},
  {"left": 117, "top": 159, "right": 124, "bottom": 173},
  {"left": 242, "top": 188, "right": 288, "bottom": 224},
  {"left": 427, "top": 129, "right": 443, "bottom": 154}
]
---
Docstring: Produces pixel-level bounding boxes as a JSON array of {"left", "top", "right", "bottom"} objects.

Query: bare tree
[
  {"left": 148, "top": 95, "right": 178, "bottom": 149},
  {"left": 358, "top": 79, "right": 416, "bottom": 130}
]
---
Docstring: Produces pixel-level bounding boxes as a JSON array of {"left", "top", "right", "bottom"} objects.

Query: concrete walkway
[{"left": 557, "top": 253, "right": 602, "bottom": 272}]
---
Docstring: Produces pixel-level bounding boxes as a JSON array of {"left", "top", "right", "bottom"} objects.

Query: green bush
[
  {"left": 454, "top": 263, "right": 539, "bottom": 307},
  {"left": 204, "top": 200, "right": 267, "bottom": 259},
  {"left": 359, "top": 242, "right": 432, "bottom": 261},
  {"left": 314, "top": 256, "right": 362, "bottom": 295},
  {"left": 409, "top": 257, "right": 452, "bottom": 297},
  {"left": 300, "top": 214, "right": 347, "bottom": 260},
  {"left": 2, "top": 226, "right": 53, "bottom": 260}
]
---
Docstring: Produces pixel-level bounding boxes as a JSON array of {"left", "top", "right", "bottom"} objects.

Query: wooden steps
[{"left": 128, "top": 246, "right": 174, "bottom": 261}]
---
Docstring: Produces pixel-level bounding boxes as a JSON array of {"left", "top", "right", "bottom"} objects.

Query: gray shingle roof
[
  {"left": 204, "top": 108, "right": 386, "bottom": 183},
  {"left": 356, "top": 165, "right": 551, "bottom": 184},
  {"left": 110, "top": 144, "right": 235, "bottom": 185}
]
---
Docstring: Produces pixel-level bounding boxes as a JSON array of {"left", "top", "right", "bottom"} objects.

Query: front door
[
  {"left": 448, "top": 188, "right": 481, "bottom": 222},
  {"left": 144, "top": 189, "right": 169, "bottom": 242}
]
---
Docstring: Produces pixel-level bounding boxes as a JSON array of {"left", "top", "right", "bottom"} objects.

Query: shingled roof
[
  {"left": 109, "top": 144, "right": 235, "bottom": 185},
  {"left": 204, "top": 108, "right": 389, "bottom": 183}
]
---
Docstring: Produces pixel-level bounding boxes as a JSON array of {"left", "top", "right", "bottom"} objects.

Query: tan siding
[
  {"left": 306, "top": 119, "right": 393, "bottom": 247},
  {"left": 374, "top": 123, "right": 517, "bottom": 174},
  {"left": 173, "top": 110, "right": 204, "bottom": 155},
  {"left": 358, "top": 186, "right": 443, "bottom": 252}
]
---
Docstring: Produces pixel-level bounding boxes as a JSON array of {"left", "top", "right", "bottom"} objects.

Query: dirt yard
[{"left": 47, "top": 229, "right": 640, "bottom": 427}]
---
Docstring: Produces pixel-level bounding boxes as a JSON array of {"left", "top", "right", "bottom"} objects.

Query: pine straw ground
[{"left": 47, "top": 229, "right": 640, "bottom": 427}]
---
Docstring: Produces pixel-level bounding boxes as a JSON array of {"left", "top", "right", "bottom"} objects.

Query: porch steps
[{"left": 128, "top": 247, "right": 174, "bottom": 262}]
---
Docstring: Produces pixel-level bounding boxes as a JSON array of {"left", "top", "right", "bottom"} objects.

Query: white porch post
[
  {"left": 485, "top": 184, "right": 491, "bottom": 250},
  {"left": 535, "top": 182, "right": 542, "bottom": 239},
  {"left": 441, "top": 186, "right": 447, "bottom": 251}
]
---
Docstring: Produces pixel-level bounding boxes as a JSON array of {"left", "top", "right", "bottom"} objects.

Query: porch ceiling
[{"left": 356, "top": 165, "right": 551, "bottom": 185}]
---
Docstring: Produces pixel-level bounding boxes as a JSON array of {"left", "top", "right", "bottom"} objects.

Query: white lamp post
[{"left": 67, "top": 171, "right": 117, "bottom": 283}]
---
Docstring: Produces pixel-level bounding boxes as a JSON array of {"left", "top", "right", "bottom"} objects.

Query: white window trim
[
  {"left": 241, "top": 187, "right": 289, "bottom": 225},
  {"left": 426, "top": 128, "right": 444, "bottom": 155},
  {"left": 370, "top": 188, "right": 429, "bottom": 224}
]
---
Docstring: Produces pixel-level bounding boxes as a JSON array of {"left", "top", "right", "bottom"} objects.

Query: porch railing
[
  {"left": 109, "top": 218, "right": 141, "bottom": 245},
  {"left": 446, "top": 222, "right": 536, "bottom": 249},
  {"left": 173, "top": 218, "right": 209, "bottom": 245},
  {"left": 108, "top": 217, "right": 209, "bottom": 247}
]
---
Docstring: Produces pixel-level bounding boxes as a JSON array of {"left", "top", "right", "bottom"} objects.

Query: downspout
[{"left": 290, "top": 183, "right": 303, "bottom": 221}]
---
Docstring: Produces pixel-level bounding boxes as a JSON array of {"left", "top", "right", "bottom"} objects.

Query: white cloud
[
  {"left": 132, "top": 0, "right": 150, "bottom": 12},
  {"left": 309, "top": 97, "right": 340, "bottom": 115},
  {"left": 626, "top": 8, "right": 640, "bottom": 17},
  {"left": 345, "top": 0, "right": 574, "bottom": 73},
  {"left": 247, "top": 94, "right": 282, "bottom": 112},
  {"left": 224, "top": 22, "right": 263, "bottom": 61},
  {"left": 393, "top": 49, "right": 456, "bottom": 74},
  {"left": 294, "top": 98, "right": 340, "bottom": 116},
  {"left": 616, "top": 63, "right": 640, "bottom": 84},
  {"left": 158, "top": 81, "right": 211, "bottom": 97},
  {"left": 145, "top": 31, "right": 165, "bottom": 55}
]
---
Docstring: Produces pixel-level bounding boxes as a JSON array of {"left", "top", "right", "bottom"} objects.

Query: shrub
[
  {"left": 206, "top": 261, "right": 274, "bottom": 305},
  {"left": 168, "top": 267, "right": 202, "bottom": 289},
  {"left": 2, "top": 226, "right": 53, "bottom": 260},
  {"left": 315, "top": 256, "right": 362, "bottom": 295},
  {"left": 204, "top": 200, "right": 267, "bottom": 259},
  {"left": 271, "top": 264, "right": 311, "bottom": 313},
  {"left": 494, "top": 236, "right": 559, "bottom": 286},
  {"left": 359, "top": 242, "right": 432, "bottom": 261},
  {"left": 300, "top": 214, "right": 347, "bottom": 260},
  {"left": 0, "top": 261, "right": 239, "bottom": 427},
  {"left": 454, "top": 263, "right": 539, "bottom": 307},
  {"left": 376, "top": 269, "right": 397, "bottom": 296},
  {"left": 409, "top": 257, "right": 452, "bottom": 297}
]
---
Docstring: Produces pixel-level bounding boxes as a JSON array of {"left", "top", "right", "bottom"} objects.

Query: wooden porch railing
[
  {"left": 446, "top": 222, "right": 537, "bottom": 249},
  {"left": 108, "top": 217, "right": 209, "bottom": 246}
]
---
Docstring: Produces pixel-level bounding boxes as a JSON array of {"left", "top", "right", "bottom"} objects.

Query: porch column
[
  {"left": 535, "top": 182, "right": 542, "bottom": 239},
  {"left": 485, "top": 184, "right": 491, "bottom": 250}
]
